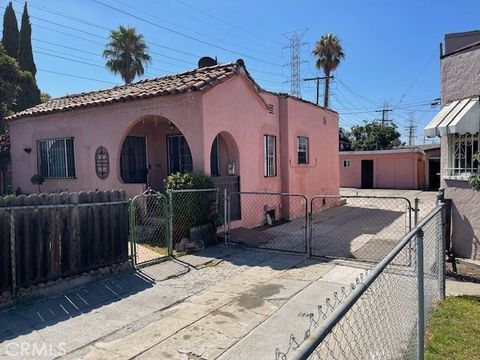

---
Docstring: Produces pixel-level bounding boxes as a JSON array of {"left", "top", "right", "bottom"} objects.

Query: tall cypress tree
[
  {"left": 1, "top": 2, "right": 19, "bottom": 59},
  {"left": 17, "top": 3, "right": 40, "bottom": 111}
]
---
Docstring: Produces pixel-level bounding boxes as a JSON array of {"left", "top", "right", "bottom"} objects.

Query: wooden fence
[{"left": 0, "top": 190, "right": 129, "bottom": 295}]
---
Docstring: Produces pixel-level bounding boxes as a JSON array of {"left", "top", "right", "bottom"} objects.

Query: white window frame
[
  {"left": 297, "top": 136, "right": 309, "bottom": 164},
  {"left": 37, "top": 137, "right": 76, "bottom": 179},
  {"left": 446, "top": 132, "right": 479, "bottom": 178},
  {"left": 264, "top": 135, "right": 276, "bottom": 177},
  {"left": 343, "top": 159, "right": 351, "bottom": 168}
]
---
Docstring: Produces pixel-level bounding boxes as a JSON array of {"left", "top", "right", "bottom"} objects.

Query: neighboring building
[
  {"left": 339, "top": 148, "right": 426, "bottom": 190},
  {"left": 7, "top": 60, "right": 340, "bottom": 220},
  {"left": 424, "top": 30, "right": 480, "bottom": 260}
]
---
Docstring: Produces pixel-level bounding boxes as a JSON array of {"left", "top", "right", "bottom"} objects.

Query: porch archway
[
  {"left": 118, "top": 115, "right": 193, "bottom": 190},
  {"left": 209, "top": 131, "right": 240, "bottom": 177}
]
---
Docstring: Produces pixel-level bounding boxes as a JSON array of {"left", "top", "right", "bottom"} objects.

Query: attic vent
[{"left": 267, "top": 104, "right": 274, "bottom": 114}]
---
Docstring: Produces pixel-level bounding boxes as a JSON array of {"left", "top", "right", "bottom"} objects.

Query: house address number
[{"left": 95, "top": 146, "right": 110, "bottom": 179}]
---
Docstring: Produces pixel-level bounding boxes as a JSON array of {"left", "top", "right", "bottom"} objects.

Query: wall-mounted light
[
  {"left": 168, "top": 121, "right": 175, "bottom": 130},
  {"left": 23, "top": 148, "right": 32, "bottom": 154}
]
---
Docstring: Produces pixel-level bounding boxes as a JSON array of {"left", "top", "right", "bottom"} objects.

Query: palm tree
[
  {"left": 312, "top": 33, "right": 345, "bottom": 108},
  {"left": 103, "top": 26, "right": 151, "bottom": 84}
]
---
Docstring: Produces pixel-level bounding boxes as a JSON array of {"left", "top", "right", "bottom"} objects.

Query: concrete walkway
[
  {"left": 0, "top": 247, "right": 364, "bottom": 360},
  {"left": 446, "top": 279, "right": 480, "bottom": 296}
]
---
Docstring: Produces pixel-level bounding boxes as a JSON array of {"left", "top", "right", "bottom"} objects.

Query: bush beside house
[{"left": 165, "top": 172, "right": 219, "bottom": 249}]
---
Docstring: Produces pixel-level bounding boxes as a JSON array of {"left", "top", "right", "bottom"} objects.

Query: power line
[
  {"left": 175, "top": 0, "right": 284, "bottom": 47},
  {"left": 38, "top": 68, "right": 119, "bottom": 85},
  {"left": 88, "top": 0, "right": 282, "bottom": 67},
  {"left": 110, "top": 0, "right": 281, "bottom": 59}
]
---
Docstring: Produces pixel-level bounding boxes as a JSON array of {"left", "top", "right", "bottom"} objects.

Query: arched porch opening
[
  {"left": 209, "top": 131, "right": 241, "bottom": 220},
  {"left": 119, "top": 115, "right": 193, "bottom": 191},
  {"left": 209, "top": 131, "right": 240, "bottom": 177}
]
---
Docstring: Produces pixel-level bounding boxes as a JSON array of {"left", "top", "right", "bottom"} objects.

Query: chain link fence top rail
[
  {"left": 276, "top": 204, "right": 445, "bottom": 360},
  {"left": 310, "top": 195, "right": 412, "bottom": 263},
  {"left": 226, "top": 192, "right": 308, "bottom": 254}
]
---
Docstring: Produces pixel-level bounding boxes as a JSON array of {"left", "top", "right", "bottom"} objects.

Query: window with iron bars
[
  {"left": 37, "top": 137, "right": 76, "bottom": 179},
  {"left": 264, "top": 135, "right": 276, "bottom": 177},
  {"left": 447, "top": 132, "right": 479, "bottom": 177}
]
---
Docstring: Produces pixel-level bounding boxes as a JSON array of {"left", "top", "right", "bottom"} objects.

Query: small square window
[
  {"left": 343, "top": 160, "right": 351, "bottom": 168},
  {"left": 37, "top": 137, "right": 76, "bottom": 179}
]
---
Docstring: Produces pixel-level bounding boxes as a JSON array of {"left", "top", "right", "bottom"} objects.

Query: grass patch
[{"left": 425, "top": 295, "right": 480, "bottom": 360}]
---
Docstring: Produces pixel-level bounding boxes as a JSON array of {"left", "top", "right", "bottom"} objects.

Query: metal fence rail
[
  {"left": 225, "top": 192, "right": 308, "bottom": 254},
  {"left": 276, "top": 204, "right": 446, "bottom": 360}
]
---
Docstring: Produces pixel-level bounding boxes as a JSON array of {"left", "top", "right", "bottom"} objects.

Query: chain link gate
[
  {"left": 225, "top": 192, "right": 308, "bottom": 254},
  {"left": 130, "top": 189, "right": 170, "bottom": 267},
  {"left": 309, "top": 195, "right": 413, "bottom": 263}
]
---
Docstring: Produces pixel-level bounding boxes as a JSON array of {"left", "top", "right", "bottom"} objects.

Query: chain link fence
[
  {"left": 225, "top": 192, "right": 308, "bottom": 253},
  {"left": 129, "top": 188, "right": 220, "bottom": 267},
  {"left": 310, "top": 195, "right": 412, "bottom": 263},
  {"left": 130, "top": 189, "right": 169, "bottom": 266},
  {"left": 275, "top": 204, "right": 446, "bottom": 360}
]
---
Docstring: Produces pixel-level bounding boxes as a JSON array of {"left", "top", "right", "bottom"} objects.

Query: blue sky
[{"left": 2, "top": 0, "right": 480, "bottom": 143}]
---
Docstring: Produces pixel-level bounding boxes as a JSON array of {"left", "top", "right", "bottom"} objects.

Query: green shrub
[
  {"left": 165, "top": 172, "right": 218, "bottom": 245},
  {"left": 164, "top": 172, "right": 214, "bottom": 190},
  {"left": 469, "top": 152, "right": 480, "bottom": 191}
]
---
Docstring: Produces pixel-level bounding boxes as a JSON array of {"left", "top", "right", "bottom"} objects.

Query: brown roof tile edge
[{"left": 6, "top": 61, "right": 244, "bottom": 122}]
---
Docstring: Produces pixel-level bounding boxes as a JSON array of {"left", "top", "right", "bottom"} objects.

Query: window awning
[{"left": 424, "top": 97, "right": 480, "bottom": 137}]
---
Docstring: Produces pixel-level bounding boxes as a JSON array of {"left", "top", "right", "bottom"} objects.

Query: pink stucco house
[{"left": 7, "top": 60, "right": 340, "bottom": 208}]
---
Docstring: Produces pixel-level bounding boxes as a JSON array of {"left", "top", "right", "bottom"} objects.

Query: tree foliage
[
  {"left": 347, "top": 122, "right": 402, "bottom": 151},
  {"left": 103, "top": 26, "right": 151, "bottom": 84},
  {"left": 339, "top": 127, "right": 352, "bottom": 151},
  {"left": 0, "top": 44, "right": 27, "bottom": 164},
  {"left": 16, "top": 3, "right": 40, "bottom": 111},
  {"left": 18, "top": 3, "right": 36, "bottom": 75},
  {"left": 1, "top": 2, "right": 19, "bottom": 59},
  {"left": 312, "top": 33, "right": 345, "bottom": 108},
  {"left": 0, "top": 43, "right": 25, "bottom": 126}
]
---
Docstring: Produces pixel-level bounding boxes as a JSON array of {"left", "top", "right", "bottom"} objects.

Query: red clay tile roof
[{"left": 7, "top": 61, "right": 246, "bottom": 121}]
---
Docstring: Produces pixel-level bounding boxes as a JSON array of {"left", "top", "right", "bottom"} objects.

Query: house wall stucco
[
  {"left": 441, "top": 48, "right": 480, "bottom": 104},
  {"left": 9, "top": 73, "right": 340, "bottom": 207},
  {"left": 339, "top": 151, "right": 424, "bottom": 189},
  {"left": 9, "top": 92, "right": 204, "bottom": 196}
]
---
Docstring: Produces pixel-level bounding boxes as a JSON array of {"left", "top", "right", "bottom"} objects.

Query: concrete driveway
[{"left": 0, "top": 246, "right": 365, "bottom": 360}]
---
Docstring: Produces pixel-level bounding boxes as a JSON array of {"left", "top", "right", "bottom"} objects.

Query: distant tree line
[{"left": 339, "top": 122, "right": 402, "bottom": 151}]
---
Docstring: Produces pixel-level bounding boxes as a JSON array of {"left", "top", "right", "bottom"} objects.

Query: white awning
[{"left": 424, "top": 97, "right": 480, "bottom": 137}]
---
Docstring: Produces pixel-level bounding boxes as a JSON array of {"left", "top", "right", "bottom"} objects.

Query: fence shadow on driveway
[
  {"left": 311, "top": 205, "right": 407, "bottom": 262},
  {"left": 0, "top": 270, "right": 154, "bottom": 342}
]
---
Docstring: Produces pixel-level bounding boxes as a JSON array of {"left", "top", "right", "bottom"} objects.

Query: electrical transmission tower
[
  {"left": 283, "top": 29, "right": 308, "bottom": 98},
  {"left": 405, "top": 112, "right": 417, "bottom": 146},
  {"left": 375, "top": 103, "right": 393, "bottom": 126}
]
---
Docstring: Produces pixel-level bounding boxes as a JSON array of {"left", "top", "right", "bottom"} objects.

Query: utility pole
[
  {"left": 405, "top": 112, "right": 417, "bottom": 146},
  {"left": 283, "top": 29, "right": 308, "bottom": 97},
  {"left": 303, "top": 76, "right": 334, "bottom": 105},
  {"left": 375, "top": 105, "right": 393, "bottom": 126}
]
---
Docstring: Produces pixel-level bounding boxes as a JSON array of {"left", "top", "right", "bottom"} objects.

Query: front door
[
  {"left": 361, "top": 160, "right": 374, "bottom": 189},
  {"left": 120, "top": 136, "right": 147, "bottom": 184}
]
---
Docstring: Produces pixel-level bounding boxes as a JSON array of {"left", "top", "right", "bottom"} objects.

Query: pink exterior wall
[
  {"left": 339, "top": 151, "right": 424, "bottom": 190},
  {"left": 9, "top": 72, "right": 340, "bottom": 222},
  {"left": 9, "top": 92, "right": 204, "bottom": 196}
]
